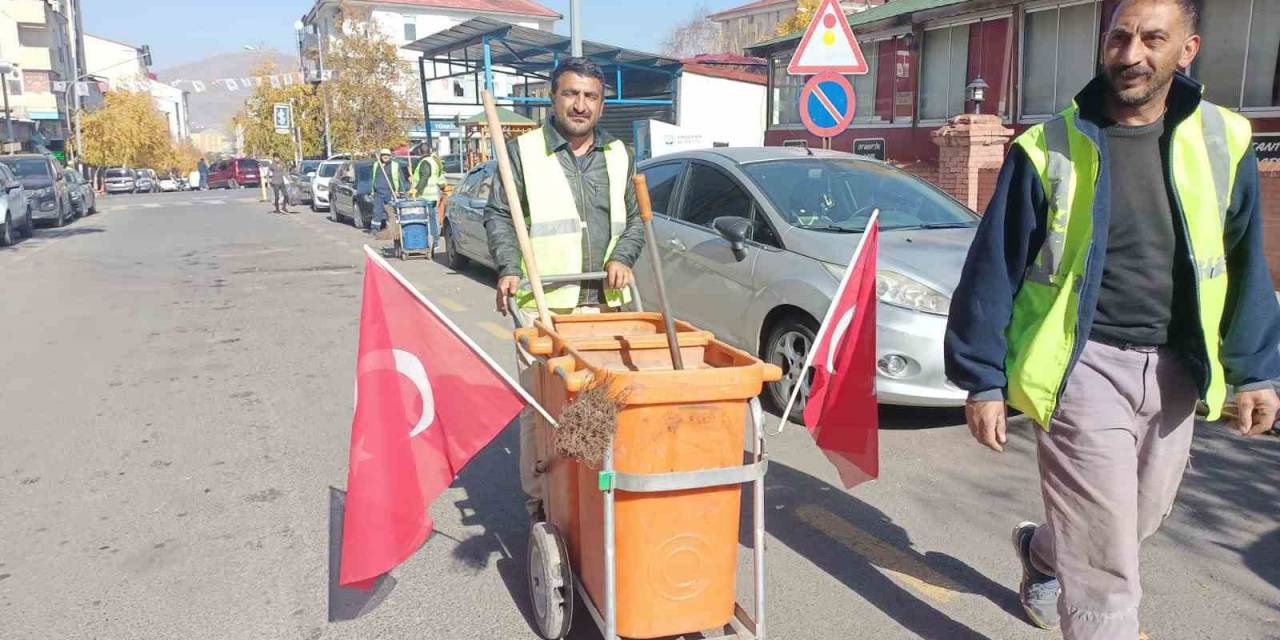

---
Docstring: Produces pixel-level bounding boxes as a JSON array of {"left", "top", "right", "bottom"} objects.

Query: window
[
  {"left": 679, "top": 164, "right": 754, "bottom": 229},
  {"left": 640, "top": 163, "right": 683, "bottom": 216},
  {"left": 1021, "top": 2, "right": 1101, "bottom": 117},
  {"left": 453, "top": 81, "right": 465, "bottom": 97},
  {"left": 403, "top": 19, "right": 417, "bottom": 42},
  {"left": 17, "top": 23, "right": 50, "bottom": 48},
  {"left": 5, "top": 73, "right": 22, "bottom": 96},
  {"left": 852, "top": 41, "right": 881, "bottom": 123},
  {"left": 770, "top": 56, "right": 805, "bottom": 125},
  {"left": 1194, "top": 0, "right": 1280, "bottom": 109},
  {"left": 750, "top": 207, "right": 781, "bottom": 247},
  {"left": 919, "top": 24, "right": 970, "bottom": 120}
]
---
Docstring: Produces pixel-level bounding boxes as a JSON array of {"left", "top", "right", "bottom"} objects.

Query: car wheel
[
  {"left": 351, "top": 206, "right": 364, "bottom": 230},
  {"left": 0, "top": 210, "right": 13, "bottom": 247},
  {"left": 53, "top": 203, "right": 67, "bottom": 228},
  {"left": 444, "top": 222, "right": 468, "bottom": 269},
  {"left": 21, "top": 207, "right": 34, "bottom": 238},
  {"left": 310, "top": 199, "right": 318, "bottom": 212},
  {"left": 763, "top": 313, "right": 819, "bottom": 423},
  {"left": 228, "top": 179, "right": 238, "bottom": 190},
  {"left": 88, "top": 199, "right": 97, "bottom": 214}
]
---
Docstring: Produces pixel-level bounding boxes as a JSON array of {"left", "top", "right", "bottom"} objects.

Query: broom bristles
[{"left": 555, "top": 376, "right": 628, "bottom": 464}]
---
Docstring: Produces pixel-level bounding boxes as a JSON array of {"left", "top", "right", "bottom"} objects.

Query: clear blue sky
[{"left": 81, "top": 0, "right": 746, "bottom": 70}]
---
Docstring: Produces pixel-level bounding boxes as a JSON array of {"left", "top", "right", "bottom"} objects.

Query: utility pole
[
  {"left": 0, "top": 61, "right": 14, "bottom": 149},
  {"left": 570, "top": 0, "right": 582, "bottom": 57},
  {"left": 297, "top": 20, "right": 334, "bottom": 158}
]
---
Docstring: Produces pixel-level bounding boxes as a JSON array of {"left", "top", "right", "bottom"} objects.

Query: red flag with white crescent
[
  {"left": 803, "top": 218, "right": 879, "bottom": 488},
  {"left": 340, "top": 249, "right": 528, "bottom": 589}
]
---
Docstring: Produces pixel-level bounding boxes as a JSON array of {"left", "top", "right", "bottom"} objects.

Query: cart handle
[{"left": 508, "top": 272, "right": 644, "bottom": 329}]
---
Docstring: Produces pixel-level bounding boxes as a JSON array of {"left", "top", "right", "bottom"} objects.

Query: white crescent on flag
[
  {"left": 826, "top": 305, "right": 856, "bottom": 373},
  {"left": 354, "top": 348, "right": 436, "bottom": 438}
]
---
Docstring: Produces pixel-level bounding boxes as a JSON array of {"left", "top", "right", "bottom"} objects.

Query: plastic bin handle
[{"left": 508, "top": 273, "right": 644, "bottom": 329}]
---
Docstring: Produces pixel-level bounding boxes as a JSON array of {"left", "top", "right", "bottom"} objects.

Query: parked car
[
  {"left": 157, "top": 174, "right": 181, "bottom": 192},
  {"left": 0, "top": 154, "right": 73, "bottom": 227},
  {"left": 292, "top": 160, "right": 321, "bottom": 205},
  {"left": 63, "top": 168, "right": 96, "bottom": 216},
  {"left": 441, "top": 161, "right": 497, "bottom": 270},
  {"left": 329, "top": 160, "right": 373, "bottom": 228},
  {"left": 103, "top": 167, "right": 137, "bottom": 194},
  {"left": 309, "top": 160, "right": 343, "bottom": 212},
  {"left": 207, "top": 158, "right": 261, "bottom": 189},
  {"left": 134, "top": 168, "right": 158, "bottom": 193},
  {"left": 634, "top": 148, "right": 978, "bottom": 417},
  {"left": 0, "top": 162, "right": 32, "bottom": 245}
]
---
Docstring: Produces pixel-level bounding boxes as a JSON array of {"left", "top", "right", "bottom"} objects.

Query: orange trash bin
[{"left": 516, "top": 312, "right": 781, "bottom": 639}]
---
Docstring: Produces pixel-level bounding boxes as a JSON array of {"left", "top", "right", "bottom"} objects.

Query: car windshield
[
  {"left": 741, "top": 158, "right": 978, "bottom": 232},
  {"left": 317, "top": 162, "right": 339, "bottom": 178},
  {"left": 239, "top": 159, "right": 259, "bottom": 169},
  {"left": 105, "top": 168, "right": 131, "bottom": 178},
  {"left": 354, "top": 162, "right": 372, "bottom": 182},
  {"left": 1, "top": 158, "right": 50, "bottom": 178},
  {"left": 300, "top": 161, "right": 320, "bottom": 175}
]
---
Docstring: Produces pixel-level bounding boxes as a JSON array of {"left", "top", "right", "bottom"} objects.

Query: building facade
[
  {"left": 0, "top": 0, "right": 76, "bottom": 152},
  {"left": 300, "top": 0, "right": 560, "bottom": 149}
]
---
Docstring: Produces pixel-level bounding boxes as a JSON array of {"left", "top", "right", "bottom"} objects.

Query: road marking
[
  {"left": 206, "top": 199, "right": 226, "bottom": 205},
  {"left": 478, "top": 321, "right": 512, "bottom": 341},
  {"left": 439, "top": 298, "right": 466, "bottom": 312},
  {"left": 143, "top": 203, "right": 160, "bottom": 208},
  {"left": 796, "top": 504, "right": 961, "bottom": 604}
]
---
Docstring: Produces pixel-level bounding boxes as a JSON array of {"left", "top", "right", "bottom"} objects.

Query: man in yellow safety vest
[
  {"left": 484, "top": 57, "right": 646, "bottom": 520},
  {"left": 410, "top": 144, "right": 445, "bottom": 254},
  {"left": 945, "top": 1, "right": 1280, "bottom": 637}
]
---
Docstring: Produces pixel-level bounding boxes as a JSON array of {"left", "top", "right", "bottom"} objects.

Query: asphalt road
[{"left": 1, "top": 190, "right": 1277, "bottom": 639}]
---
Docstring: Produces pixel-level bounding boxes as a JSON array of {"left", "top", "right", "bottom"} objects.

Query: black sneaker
[{"left": 1012, "top": 521, "right": 1061, "bottom": 630}]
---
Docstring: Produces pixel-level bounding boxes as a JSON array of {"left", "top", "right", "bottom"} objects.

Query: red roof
[
  {"left": 377, "top": 0, "right": 559, "bottom": 19},
  {"left": 682, "top": 53, "right": 766, "bottom": 66},
  {"left": 709, "top": 0, "right": 791, "bottom": 20},
  {"left": 682, "top": 63, "right": 767, "bottom": 85}
]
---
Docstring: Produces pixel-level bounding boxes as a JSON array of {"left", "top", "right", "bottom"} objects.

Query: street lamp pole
[
  {"left": 296, "top": 20, "right": 333, "bottom": 158},
  {"left": 0, "top": 61, "right": 13, "bottom": 148},
  {"left": 570, "top": 0, "right": 582, "bottom": 57}
]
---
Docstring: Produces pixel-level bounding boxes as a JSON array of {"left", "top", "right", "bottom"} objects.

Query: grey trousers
[{"left": 1029, "top": 340, "right": 1198, "bottom": 639}]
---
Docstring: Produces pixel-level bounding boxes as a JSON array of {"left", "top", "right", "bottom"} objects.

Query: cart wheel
[
  {"left": 394, "top": 239, "right": 403, "bottom": 260},
  {"left": 527, "top": 522, "right": 573, "bottom": 640}
]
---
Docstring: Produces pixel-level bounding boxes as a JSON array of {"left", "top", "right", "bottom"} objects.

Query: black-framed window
[
  {"left": 639, "top": 162, "right": 684, "bottom": 216},
  {"left": 1194, "top": 0, "right": 1280, "bottom": 109},
  {"left": 1021, "top": 1, "right": 1101, "bottom": 118},
  {"left": 678, "top": 163, "right": 754, "bottom": 229}
]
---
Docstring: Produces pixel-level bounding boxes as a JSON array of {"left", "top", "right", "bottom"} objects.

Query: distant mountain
[{"left": 156, "top": 50, "right": 295, "bottom": 135}]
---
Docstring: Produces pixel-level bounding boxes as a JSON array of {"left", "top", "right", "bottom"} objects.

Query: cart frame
[
  {"left": 386, "top": 199, "right": 435, "bottom": 261},
  {"left": 511, "top": 273, "right": 768, "bottom": 640}
]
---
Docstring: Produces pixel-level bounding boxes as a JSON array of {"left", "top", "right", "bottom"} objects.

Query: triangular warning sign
[{"left": 787, "top": 0, "right": 869, "bottom": 75}]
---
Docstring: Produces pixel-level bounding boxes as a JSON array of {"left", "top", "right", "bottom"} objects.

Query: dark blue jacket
[{"left": 945, "top": 73, "right": 1280, "bottom": 402}]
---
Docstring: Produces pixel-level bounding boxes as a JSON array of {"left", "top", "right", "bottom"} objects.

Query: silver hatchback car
[{"left": 635, "top": 147, "right": 977, "bottom": 419}]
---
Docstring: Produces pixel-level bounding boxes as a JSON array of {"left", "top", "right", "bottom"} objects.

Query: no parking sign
[{"left": 799, "top": 72, "right": 855, "bottom": 139}]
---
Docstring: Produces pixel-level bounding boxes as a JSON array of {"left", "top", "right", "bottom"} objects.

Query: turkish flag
[
  {"left": 340, "top": 249, "right": 525, "bottom": 589},
  {"left": 803, "top": 218, "right": 879, "bottom": 488}
]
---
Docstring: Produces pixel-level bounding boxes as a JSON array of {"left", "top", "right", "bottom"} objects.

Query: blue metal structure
[{"left": 404, "top": 17, "right": 682, "bottom": 141}]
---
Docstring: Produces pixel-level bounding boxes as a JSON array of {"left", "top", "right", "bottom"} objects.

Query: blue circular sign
[{"left": 799, "top": 72, "right": 856, "bottom": 138}]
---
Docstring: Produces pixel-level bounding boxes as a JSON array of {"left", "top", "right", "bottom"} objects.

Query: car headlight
[{"left": 876, "top": 271, "right": 950, "bottom": 316}]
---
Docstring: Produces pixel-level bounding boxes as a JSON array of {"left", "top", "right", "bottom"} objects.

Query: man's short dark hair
[
  {"left": 551, "top": 57, "right": 606, "bottom": 94},
  {"left": 1115, "top": 0, "right": 1200, "bottom": 34}
]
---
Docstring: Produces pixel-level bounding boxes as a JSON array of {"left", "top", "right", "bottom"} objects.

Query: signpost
[
  {"left": 853, "top": 138, "right": 886, "bottom": 161},
  {"left": 273, "top": 103, "right": 292, "bottom": 135},
  {"left": 787, "top": 0, "right": 870, "bottom": 148},
  {"left": 1254, "top": 133, "right": 1280, "bottom": 164}
]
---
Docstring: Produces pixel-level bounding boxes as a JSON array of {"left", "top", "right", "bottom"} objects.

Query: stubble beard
[{"left": 1106, "top": 63, "right": 1175, "bottom": 107}]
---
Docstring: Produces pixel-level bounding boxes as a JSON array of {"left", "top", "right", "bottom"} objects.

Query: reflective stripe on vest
[
  {"left": 1007, "top": 101, "right": 1250, "bottom": 427},
  {"left": 514, "top": 128, "right": 630, "bottom": 310},
  {"left": 413, "top": 157, "right": 443, "bottom": 201},
  {"left": 373, "top": 161, "right": 401, "bottom": 192}
]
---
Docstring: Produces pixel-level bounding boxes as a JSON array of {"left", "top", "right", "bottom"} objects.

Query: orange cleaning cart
[{"left": 510, "top": 274, "right": 781, "bottom": 640}]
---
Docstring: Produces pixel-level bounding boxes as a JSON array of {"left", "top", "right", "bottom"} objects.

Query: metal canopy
[{"left": 405, "top": 17, "right": 680, "bottom": 140}]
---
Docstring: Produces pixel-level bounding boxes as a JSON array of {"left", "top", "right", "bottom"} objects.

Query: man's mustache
[{"left": 1110, "top": 65, "right": 1153, "bottom": 81}]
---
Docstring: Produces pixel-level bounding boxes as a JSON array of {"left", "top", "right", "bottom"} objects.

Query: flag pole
[
  {"left": 363, "top": 245, "right": 559, "bottom": 427},
  {"left": 775, "top": 209, "right": 880, "bottom": 433}
]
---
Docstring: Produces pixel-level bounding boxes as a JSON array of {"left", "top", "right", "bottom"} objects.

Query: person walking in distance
[
  {"left": 370, "top": 148, "right": 407, "bottom": 236},
  {"left": 270, "top": 158, "right": 291, "bottom": 214},
  {"left": 484, "top": 57, "right": 646, "bottom": 521},
  {"left": 197, "top": 157, "right": 208, "bottom": 191},
  {"left": 944, "top": 1, "right": 1280, "bottom": 637},
  {"left": 410, "top": 143, "right": 444, "bottom": 256}
]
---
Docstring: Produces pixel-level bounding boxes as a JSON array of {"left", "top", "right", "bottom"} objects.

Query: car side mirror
[{"left": 713, "top": 216, "right": 753, "bottom": 262}]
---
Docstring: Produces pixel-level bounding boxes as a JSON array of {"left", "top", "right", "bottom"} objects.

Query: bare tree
[{"left": 659, "top": 2, "right": 741, "bottom": 59}]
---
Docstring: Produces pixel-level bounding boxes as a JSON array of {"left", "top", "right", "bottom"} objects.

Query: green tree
[
  {"left": 326, "top": 1, "right": 412, "bottom": 154},
  {"left": 232, "top": 62, "right": 325, "bottom": 161},
  {"left": 77, "top": 91, "right": 173, "bottom": 168}
]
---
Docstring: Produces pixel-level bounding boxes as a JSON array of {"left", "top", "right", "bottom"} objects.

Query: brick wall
[{"left": 1261, "top": 163, "right": 1280, "bottom": 290}]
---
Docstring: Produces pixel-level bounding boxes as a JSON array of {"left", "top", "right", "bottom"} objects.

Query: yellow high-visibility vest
[
  {"left": 1006, "top": 100, "right": 1251, "bottom": 427},
  {"left": 514, "top": 128, "right": 631, "bottom": 310},
  {"left": 412, "top": 156, "right": 443, "bottom": 201}
]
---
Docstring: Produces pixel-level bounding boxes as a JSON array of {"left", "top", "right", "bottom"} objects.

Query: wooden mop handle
[
  {"left": 634, "top": 173, "right": 654, "bottom": 223},
  {"left": 482, "top": 90, "right": 552, "bottom": 326}
]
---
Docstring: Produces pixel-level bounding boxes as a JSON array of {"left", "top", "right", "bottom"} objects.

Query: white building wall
[
  {"left": 82, "top": 33, "right": 144, "bottom": 90},
  {"left": 149, "top": 81, "right": 189, "bottom": 139},
  {"left": 677, "top": 72, "right": 765, "bottom": 147}
]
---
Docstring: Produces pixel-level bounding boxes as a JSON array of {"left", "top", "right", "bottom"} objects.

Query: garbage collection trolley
[
  {"left": 389, "top": 199, "right": 434, "bottom": 261},
  {"left": 510, "top": 274, "right": 781, "bottom": 640}
]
